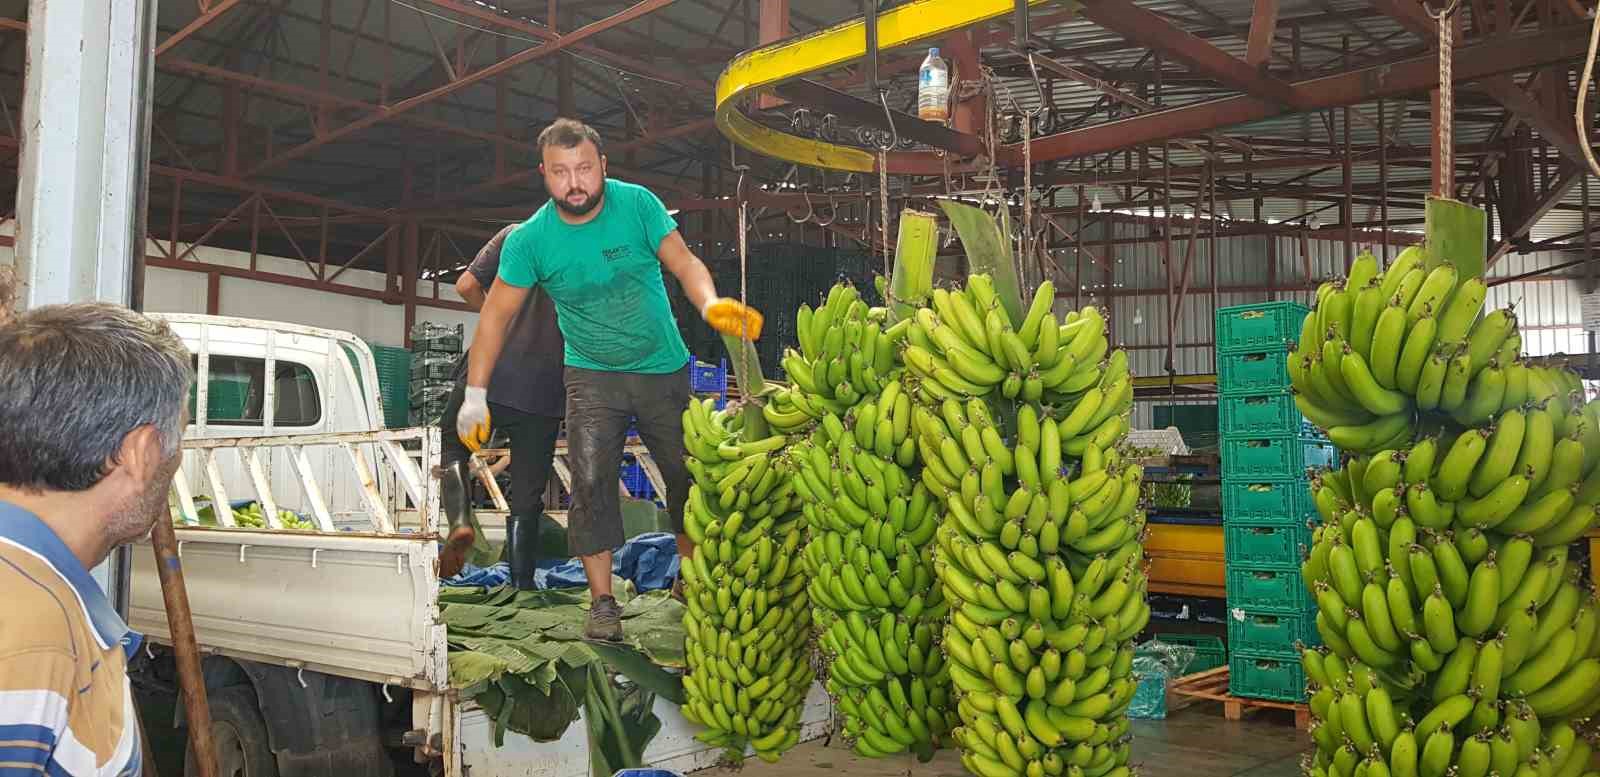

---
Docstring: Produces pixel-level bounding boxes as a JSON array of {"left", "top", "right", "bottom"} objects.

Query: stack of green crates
[{"left": 1216, "top": 302, "right": 1336, "bottom": 703}]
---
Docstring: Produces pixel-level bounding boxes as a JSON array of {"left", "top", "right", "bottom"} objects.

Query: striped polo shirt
[{"left": 0, "top": 501, "right": 143, "bottom": 776}]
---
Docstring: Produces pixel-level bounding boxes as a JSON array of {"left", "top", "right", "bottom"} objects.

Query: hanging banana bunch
[
  {"left": 788, "top": 280, "right": 956, "bottom": 760},
  {"left": 908, "top": 276, "right": 1146, "bottom": 777},
  {"left": 678, "top": 397, "right": 815, "bottom": 762},
  {"left": 1289, "top": 247, "right": 1531, "bottom": 453},
  {"left": 1295, "top": 249, "right": 1600, "bottom": 777}
]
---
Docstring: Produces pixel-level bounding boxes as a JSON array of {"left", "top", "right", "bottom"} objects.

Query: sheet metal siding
[{"left": 1061, "top": 220, "right": 1592, "bottom": 375}]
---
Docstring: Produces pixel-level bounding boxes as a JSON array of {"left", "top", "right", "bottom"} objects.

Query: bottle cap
[{"left": 929, "top": 47, "right": 940, "bottom": 57}]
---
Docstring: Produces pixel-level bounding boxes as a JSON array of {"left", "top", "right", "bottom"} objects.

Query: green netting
[
  {"left": 441, "top": 583, "right": 687, "bottom": 777},
  {"left": 369, "top": 343, "right": 412, "bottom": 428}
]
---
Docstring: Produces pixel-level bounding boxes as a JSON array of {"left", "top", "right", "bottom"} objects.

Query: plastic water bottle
[{"left": 917, "top": 47, "right": 950, "bottom": 122}]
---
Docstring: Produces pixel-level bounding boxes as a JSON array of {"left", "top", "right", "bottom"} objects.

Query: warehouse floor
[{"left": 697, "top": 706, "right": 1307, "bottom": 777}]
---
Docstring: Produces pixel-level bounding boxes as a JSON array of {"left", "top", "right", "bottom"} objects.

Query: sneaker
[
  {"left": 437, "top": 526, "right": 476, "bottom": 580},
  {"left": 586, "top": 595, "right": 624, "bottom": 642}
]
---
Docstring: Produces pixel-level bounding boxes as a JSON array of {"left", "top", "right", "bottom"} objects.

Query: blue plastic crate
[
  {"left": 690, "top": 358, "right": 728, "bottom": 394},
  {"left": 620, "top": 456, "right": 656, "bottom": 500}
]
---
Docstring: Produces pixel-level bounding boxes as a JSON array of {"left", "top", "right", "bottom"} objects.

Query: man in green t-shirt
[{"left": 459, "top": 118, "right": 762, "bottom": 641}]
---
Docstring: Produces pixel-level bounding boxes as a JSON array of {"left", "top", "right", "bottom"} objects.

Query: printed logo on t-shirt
[{"left": 602, "top": 245, "right": 630, "bottom": 262}]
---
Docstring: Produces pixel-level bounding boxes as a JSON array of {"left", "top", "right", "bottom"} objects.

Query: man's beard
[
  {"left": 105, "top": 454, "right": 182, "bottom": 547},
  {"left": 554, "top": 186, "right": 604, "bottom": 216}
]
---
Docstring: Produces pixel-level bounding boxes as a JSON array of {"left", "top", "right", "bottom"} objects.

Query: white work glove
[{"left": 456, "top": 386, "right": 491, "bottom": 452}]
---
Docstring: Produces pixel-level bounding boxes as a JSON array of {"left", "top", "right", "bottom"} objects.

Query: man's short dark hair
[
  {"left": 538, "top": 118, "right": 604, "bottom": 156},
  {"left": 0, "top": 303, "right": 192, "bottom": 492}
]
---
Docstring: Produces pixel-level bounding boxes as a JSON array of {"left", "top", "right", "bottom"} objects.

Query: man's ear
[{"left": 114, "top": 425, "right": 167, "bottom": 483}]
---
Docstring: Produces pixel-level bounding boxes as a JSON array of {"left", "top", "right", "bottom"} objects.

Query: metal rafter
[{"left": 245, "top": 0, "right": 683, "bottom": 179}]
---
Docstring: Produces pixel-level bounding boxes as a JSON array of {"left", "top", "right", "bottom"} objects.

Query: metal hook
[
  {"left": 874, "top": 89, "right": 899, "bottom": 151},
  {"left": 382, "top": 683, "right": 393, "bottom": 703},
  {"left": 238, "top": 545, "right": 250, "bottom": 563},
  {"left": 786, "top": 190, "right": 814, "bottom": 224},
  {"left": 1024, "top": 51, "right": 1048, "bottom": 121},
  {"left": 813, "top": 198, "right": 838, "bottom": 227}
]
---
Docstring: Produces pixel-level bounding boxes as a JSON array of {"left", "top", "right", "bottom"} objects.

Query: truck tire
[{"left": 186, "top": 684, "right": 279, "bottom": 777}]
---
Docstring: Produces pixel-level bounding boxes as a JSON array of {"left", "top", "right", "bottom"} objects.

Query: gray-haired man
[{"left": 0, "top": 303, "right": 193, "bottom": 776}]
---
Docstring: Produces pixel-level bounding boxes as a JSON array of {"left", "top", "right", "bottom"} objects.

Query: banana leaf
[
  {"left": 1424, "top": 196, "right": 1486, "bottom": 280},
  {"left": 887, "top": 208, "right": 939, "bottom": 323},
  {"left": 939, "top": 199, "right": 1025, "bottom": 326}
]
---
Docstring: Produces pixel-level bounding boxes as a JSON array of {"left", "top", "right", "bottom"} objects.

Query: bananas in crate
[
  {"left": 678, "top": 397, "right": 815, "bottom": 762},
  {"left": 1288, "top": 248, "right": 1541, "bottom": 453},
  {"left": 766, "top": 282, "right": 912, "bottom": 435},
  {"left": 787, "top": 280, "right": 955, "bottom": 759},
  {"left": 905, "top": 278, "right": 1146, "bottom": 777}
]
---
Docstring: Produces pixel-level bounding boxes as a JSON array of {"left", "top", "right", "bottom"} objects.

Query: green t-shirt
[{"left": 497, "top": 178, "right": 692, "bottom": 374}]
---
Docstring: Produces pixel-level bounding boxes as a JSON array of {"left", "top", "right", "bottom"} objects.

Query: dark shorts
[{"left": 563, "top": 365, "right": 690, "bottom": 557}]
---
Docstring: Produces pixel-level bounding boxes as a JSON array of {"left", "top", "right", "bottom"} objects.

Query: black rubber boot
[{"left": 506, "top": 511, "right": 540, "bottom": 590}]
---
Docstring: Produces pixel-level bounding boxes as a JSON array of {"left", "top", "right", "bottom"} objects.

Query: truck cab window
[{"left": 188, "top": 355, "right": 322, "bottom": 426}]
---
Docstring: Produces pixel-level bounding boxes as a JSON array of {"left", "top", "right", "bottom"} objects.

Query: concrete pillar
[
  {"left": 12, "top": 0, "right": 157, "bottom": 310},
  {"left": 9, "top": 0, "right": 158, "bottom": 595}
]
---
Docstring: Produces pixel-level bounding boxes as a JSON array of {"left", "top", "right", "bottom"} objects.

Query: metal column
[{"left": 12, "top": 0, "right": 156, "bottom": 309}]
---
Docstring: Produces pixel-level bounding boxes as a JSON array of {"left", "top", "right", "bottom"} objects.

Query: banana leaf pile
[{"left": 441, "top": 583, "right": 688, "bottom": 777}]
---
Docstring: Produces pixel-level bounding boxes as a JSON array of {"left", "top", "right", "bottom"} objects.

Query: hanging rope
[
  {"left": 733, "top": 164, "right": 754, "bottom": 401},
  {"left": 1426, "top": 0, "right": 1460, "bottom": 196},
  {"left": 879, "top": 151, "right": 891, "bottom": 287},
  {"left": 1577, "top": 4, "right": 1600, "bottom": 177}
]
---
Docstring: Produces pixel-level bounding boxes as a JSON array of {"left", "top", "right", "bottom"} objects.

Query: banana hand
[
  {"left": 704, "top": 298, "right": 766, "bottom": 340},
  {"left": 456, "top": 386, "right": 492, "bottom": 452}
]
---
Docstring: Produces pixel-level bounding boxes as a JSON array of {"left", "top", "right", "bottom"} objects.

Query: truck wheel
[{"left": 185, "top": 684, "right": 280, "bottom": 777}]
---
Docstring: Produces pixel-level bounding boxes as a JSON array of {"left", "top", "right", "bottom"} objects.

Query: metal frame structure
[{"left": 0, "top": 0, "right": 1594, "bottom": 351}]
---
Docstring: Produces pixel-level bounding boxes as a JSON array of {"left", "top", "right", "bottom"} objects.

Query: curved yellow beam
[{"left": 714, "top": 0, "right": 1062, "bottom": 173}]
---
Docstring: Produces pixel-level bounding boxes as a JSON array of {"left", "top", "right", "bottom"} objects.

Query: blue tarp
[{"left": 443, "top": 532, "right": 681, "bottom": 591}]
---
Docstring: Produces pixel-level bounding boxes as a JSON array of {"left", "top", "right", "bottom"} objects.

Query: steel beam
[
  {"left": 1246, "top": 0, "right": 1280, "bottom": 66},
  {"left": 1489, "top": 164, "right": 1584, "bottom": 264},
  {"left": 250, "top": 0, "right": 682, "bottom": 178},
  {"left": 1079, "top": 0, "right": 1302, "bottom": 106},
  {"left": 1012, "top": 27, "right": 1590, "bottom": 161},
  {"left": 413, "top": 0, "right": 710, "bottom": 92},
  {"left": 1370, "top": 0, "right": 1588, "bottom": 166},
  {"left": 154, "top": 0, "right": 244, "bottom": 58}
]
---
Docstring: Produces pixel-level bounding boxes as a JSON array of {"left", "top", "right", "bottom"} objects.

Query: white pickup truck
[{"left": 128, "top": 314, "right": 828, "bottom": 777}]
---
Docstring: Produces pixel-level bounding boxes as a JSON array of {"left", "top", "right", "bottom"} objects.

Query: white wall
[{"left": 0, "top": 222, "right": 479, "bottom": 348}]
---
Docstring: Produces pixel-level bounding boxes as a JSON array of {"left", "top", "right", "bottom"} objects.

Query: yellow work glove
[
  {"left": 456, "top": 386, "right": 492, "bottom": 452},
  {"left": 702, "top": 298, "right": 765, "bottom": 341}
]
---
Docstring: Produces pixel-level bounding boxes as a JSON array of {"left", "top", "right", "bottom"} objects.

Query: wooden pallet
[{"left": 1168, "top": 666, "right": 1312, "bottom": 729}]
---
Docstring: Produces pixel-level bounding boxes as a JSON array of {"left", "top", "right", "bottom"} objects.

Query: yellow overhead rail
[{"left": 713, "top": 0, "right": 1060, "bottom": 173}]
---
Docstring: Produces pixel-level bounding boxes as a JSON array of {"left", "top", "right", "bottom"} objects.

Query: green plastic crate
[
  {"left": 1228, "top": 650, "right": 1308, "bottom": 702},
  {"left": 1155, "top": 633, "right": 1227, "bottom": 675},
  {"left": 1225, "top": 522, "right": 1314, "bottom": 568},
  {"left": 1222, "top": 479, "right": 1317, "bottom": 524},
  {"left": 1222, "top": 435, "right": 1337, "bottom": 479},
  {"left": 370, "top": 343, "right": 412, "bottom": 429},
  {"left": 1216, "top": 302, "right": 1311, "bottom": 355},
  {"left": 1217, "top": 350, "right": 1295, "bottom": 396},
  {"left": 1227, "top": 607, "right": 1319, "bottom": 654},
  {"left": 1219, "top": 392, "right": 1321, "bottom": 437},
  {"left": 1225, "top": 564, "right": 1315, "bottom": 611}
]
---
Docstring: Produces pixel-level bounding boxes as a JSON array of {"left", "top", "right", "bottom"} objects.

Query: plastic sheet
[{"left": 1128, "top": 639, "right": 1201, "bottom": 720}]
